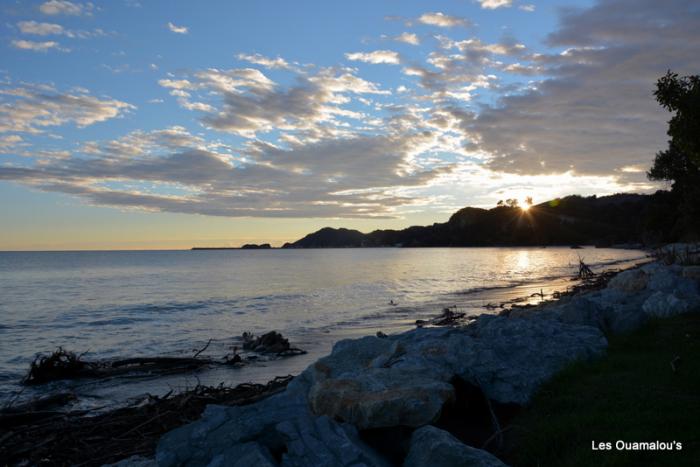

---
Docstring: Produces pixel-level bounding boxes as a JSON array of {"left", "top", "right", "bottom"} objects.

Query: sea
[{"left": 0, "top": 247, "right": 648, "bottom": 410}]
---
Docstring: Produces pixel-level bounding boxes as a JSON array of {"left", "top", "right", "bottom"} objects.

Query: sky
[{"left": 1, "top": 0, "right": 699, "bottom": 250}]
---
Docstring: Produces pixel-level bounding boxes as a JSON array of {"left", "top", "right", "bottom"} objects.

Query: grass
[{"left": 505, "top": 312, "right": 700, "bottom": 467}]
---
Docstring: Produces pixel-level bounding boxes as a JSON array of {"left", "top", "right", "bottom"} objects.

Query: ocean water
[{"left": 0, "top": 247, "right": 647, "bottom": 409}]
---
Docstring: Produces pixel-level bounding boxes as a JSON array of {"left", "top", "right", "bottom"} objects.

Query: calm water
[{"left": 0, "top": 247, "right": 646, "bottom": 408}]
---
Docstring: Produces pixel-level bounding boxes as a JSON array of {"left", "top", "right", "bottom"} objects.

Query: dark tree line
[{"left": 647, "top": 71, "right": 700, "bottom": 240}]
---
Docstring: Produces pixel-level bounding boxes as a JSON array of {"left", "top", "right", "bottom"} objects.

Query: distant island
[{"left": 192, "top": 243, "right": 271, "bottom": 250}]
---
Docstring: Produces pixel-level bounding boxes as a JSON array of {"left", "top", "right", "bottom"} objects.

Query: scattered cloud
[
  {"left": 395, "top": 32, "right": 420, "bottom": 45},
  {"left": 345, "top": 50, "right": 401, "bottom": 65},
  {"left": 11, "top": 39, "right": 66, "bottom": 52},
  {"left": 17, "top": 21, "right": 64, "bottom": 36},
  {"left": 236, "top": 53, "right": 290, "bottom": 69},
  {"left": 160, "top": 66, "right": 391, "bottom": 138},
  {"left": 17, "top": 20, "right": 106, "bottom": 39},
  {"left": 418, "top": 12, "right": 471, "bottom": 28},
  {"left": 519, "top": 4, "right": 536, "bottom": 12},
  {"left": 0, "top": 134, "right": 23, "bottom": 151},
  {"left": 39, "top": 1, "right": 93, "bottom": 16},
  {"left": 0, "top": 82, "right": 134, "bottom": 134},
  {"left": 167, "top": 22, "right": 188, "bottom": 34},
  {"left": 477, "top": 0, "right": 513, "bottom": 9}
]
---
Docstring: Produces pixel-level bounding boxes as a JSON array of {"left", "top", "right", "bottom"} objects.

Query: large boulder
[
  {"left": 156, "top": 384, "right": 388, "bottom": 467},
  {"left": 681, "top": 265, "right": 700, "bottom": 281},
  {"left": 307, "top": 315, "right": 607, "bottom": 418},
  {"left": 446, "top": 316, "right": 607, "bottom": 405},
  {"left": 403, "top": 426, "right": 507, "bottom": 467},
  {"left": 608, "top": 268, "right": 649, "bottom": 292},
  {"left": 277, "top": 415, "right": 389, "bottom": 467},
  {"left": 642, "top": 291, "right": 696, "bottom": 318},
  {"left": 308, "top": 367, "right": 455, "bottom": 429}
]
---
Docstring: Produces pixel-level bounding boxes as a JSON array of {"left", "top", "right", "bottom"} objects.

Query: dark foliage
[{"left": 647, "top": 71, "right": 700, "bottom": 240}]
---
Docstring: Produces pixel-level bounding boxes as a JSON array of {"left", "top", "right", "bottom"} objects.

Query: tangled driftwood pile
[
  {"left": 0, "top": 376, "right": 293, "bottom": 466},
  {"left": 20, "top": 331, "right": 305, "bottom": 386}
]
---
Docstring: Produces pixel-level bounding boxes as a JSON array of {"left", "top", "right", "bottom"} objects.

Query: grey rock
[
  {"left": 209, "top": 442, "right": 276, "bottom": 467},
  {"left": 642, "top": 291, "right": 695, "bottom": 318},
  {"left": 279, "top": 415, "right": 389, "bottom": 467},
  {"left": 404, "top": 426, "right": 506, "bottom": 467},
  {"left": 156, "top": 387, "right": 386, "bottom": 467},
  {"left": 308, "top": 367, "right": 454, "bottom": 429},
  {"left": 682, "top": 265, "right": 700, "bottom": 281},
  {"left": 608, "top": 268, "right": 648, "bottom": 292},
  {"left": 308, "top": 315, "right": 607, "bottom": 416},
  {"left": 103, "top": 456, "right": 156, "bottom": 467},
  {"left": 450, "top": 316, "right": 607, "bottom": 405}
]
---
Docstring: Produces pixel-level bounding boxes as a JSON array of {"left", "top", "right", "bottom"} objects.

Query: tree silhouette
[{"left": 647, "top": 71, "right": 700, "bottom": 238}]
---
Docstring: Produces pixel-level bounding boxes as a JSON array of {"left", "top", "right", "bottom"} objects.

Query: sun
[{"left": 521, "top": 203, "right": 531, "bottom": 212}]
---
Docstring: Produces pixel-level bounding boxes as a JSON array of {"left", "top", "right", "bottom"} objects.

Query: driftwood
[
  {"left": 21, "top": 332, "right": 305, "bottom": 386},
  {"left": 416, "top": 307, "right": 466, "bottom": 327},
  {"left": 242, "top": 331, "right": 307, "bottom": 356},
  {"left": 577, "top": 257, "right": 595, "bottom": 280},
  {"left": 22, "top": 350, "right": 214, "bottom": 386},
  {"left": 0, "top": 376, "right": 293, "bottom": 467}
]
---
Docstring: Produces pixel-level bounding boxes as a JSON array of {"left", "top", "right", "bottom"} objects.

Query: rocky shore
[{"left": 113, "top": 255, "right": 699, "bottom": 466}]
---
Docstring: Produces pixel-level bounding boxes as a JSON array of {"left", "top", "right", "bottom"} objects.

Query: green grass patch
[{"left": 505, "top": 312, "right": 700, "bottom": 467}]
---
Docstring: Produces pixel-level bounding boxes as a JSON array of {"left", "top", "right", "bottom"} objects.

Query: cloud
[
  {"left": 39, "top": 1, "right": 93, "bottom": 16},
  {"left": 395, "top": 32, "right": 420, "bottom": 45},
  {"left": 345, "top": 50, "right": 401, "bottom": 65},
  {"left": 465, "top": 0, "right": 700, "bottom": 177},
  {"left": 236, "top": 53, "right": 290, "bottom": 69},
  {"left": 167, "top": 22, "right": 188, "bottom": 34},
  {"left": 0, "top": 134, "right": 23, "bottom": 151},
  {"left": 400, "top": 37, "right": 524, "bottom": 101},
  {"left": 17, "top": 20, "right": 106, "bottom": 39},
  {"left": 0, "top": 82, "right": 134, "bottom": 134},
  {"left": 10, "top": 39, "right": 66, "bottom": 52},
  {"left": 0, "top": 126, "right": 453, "bottom": 218},
  {"left": 519, "top": 4, "right": 535, "bottom": 12},
  {"left": 477, "top": 0, "right": 513, "bottom": 9},
  {"left": 418, "top": 12, "right": 471, "bottom": 28},
  {"left": 17, "top": 21, "right": 64, "bottom": 36},
  {"left": 160, "top": 66, "right": 391, "bottom": 138}
]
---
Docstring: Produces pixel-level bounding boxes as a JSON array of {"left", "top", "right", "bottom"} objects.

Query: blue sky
[{"left": 1, "top": 0, "right": 698, "bottom": 249}]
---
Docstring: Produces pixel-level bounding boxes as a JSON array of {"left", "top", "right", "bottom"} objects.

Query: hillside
[{"left": 282, "top": 192, "right": 680, "bottom": 248}]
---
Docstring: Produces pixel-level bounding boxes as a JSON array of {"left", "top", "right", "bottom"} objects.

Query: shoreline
[
  {"left": 149, "top": 250, "right": 698, "bottom": 466},
  {"left": 1, "top": 252, "right": 676, "bottom": 466}
]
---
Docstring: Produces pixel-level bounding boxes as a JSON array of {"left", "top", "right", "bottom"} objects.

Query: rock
[
  {"left": 209, "top": 442, "right": 277, "bottom": 467},
  {"left": 602, "top": 304, "right": 650, "bottom": 334},
  {"left": 608, "top": 268, "right": 648, "bottom": 292},
  {"left": 403, "top": 426, "right": 506, "bottom": 467},
  {"left": 642, "top": 291, "right": 695, "bottom": 318},
  {"left": 308, "top": 367, "right": 455, "bottom": 429},
  {"left": 307, "top": 315, "right": 607, "bottom": 420},
  {"left": 156, "top": 386, "right": 387, "bottom": 467},
  {"left": 448, "top": 316, "right": 607, "bottom": 405},
  {"left": 645, "top": 264, "right": 680, "bottom": 293},
  {"left": 103, "top": 456, "right": 156, "bottom": 467},
  {"left": 278, "top": 415, "right": 390, "bottom": 467},
  {"left": 682, "top": 265, "right": 700, "bottom": 281},
  {"left": 556, "top": 296, "right": 606, "bottom": 328}
]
